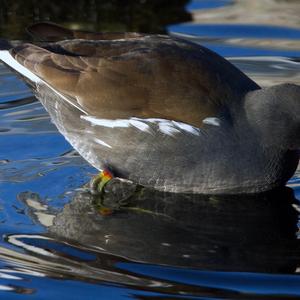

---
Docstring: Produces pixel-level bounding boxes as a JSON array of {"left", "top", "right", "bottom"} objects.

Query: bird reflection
[{"left": 16, "top": 185, "right": 300, "bottom": 274}]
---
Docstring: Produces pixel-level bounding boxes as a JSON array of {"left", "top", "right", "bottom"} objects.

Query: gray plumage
[{"left": 1, "top": 23, "right": 299, "bottom": 194}]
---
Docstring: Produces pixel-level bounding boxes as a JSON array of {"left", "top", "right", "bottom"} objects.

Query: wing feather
[{"left": 11, "top": 35, "right": 259, "bottom": 127}]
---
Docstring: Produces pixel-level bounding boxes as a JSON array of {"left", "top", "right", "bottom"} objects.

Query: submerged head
[{"left": 245, "top": 83, "right": 300, "bottom": 150}]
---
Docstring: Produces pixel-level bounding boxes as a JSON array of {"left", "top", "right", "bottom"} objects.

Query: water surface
[{"left": 1, "top": 0, "right": 300, "bottom": 299}]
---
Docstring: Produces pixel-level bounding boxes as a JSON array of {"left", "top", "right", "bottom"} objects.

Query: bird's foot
[
  {"left": 90, "top": 169, "right": 137, "bottom": 216},
  {"left": 90, "top": 169, "right": 114, "bottom": 196}
]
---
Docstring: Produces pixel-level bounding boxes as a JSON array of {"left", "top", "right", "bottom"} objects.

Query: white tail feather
[
  {"left": 0, "top": 50, "right": 41, "bottom": 83},
  {"left": 0, "top": 50, "right": 87, "bottom": 115}
]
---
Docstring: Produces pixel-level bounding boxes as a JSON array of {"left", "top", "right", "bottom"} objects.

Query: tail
[
  {"left": 0, "top": 49, "right": 41, "bottom": 86},
  {"left": 0, "top": 23, "right": 72, "bottom": 86},
  {"left": 0, "top": 40, "right": 38, "bottom": 105},
  {"left": 0, "top": 43, "right": 86, "bottom": 115}
]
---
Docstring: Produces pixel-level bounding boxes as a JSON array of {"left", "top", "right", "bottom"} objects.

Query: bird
[{"left": 0, "top": 22, "right": 299, "bottom": 195}]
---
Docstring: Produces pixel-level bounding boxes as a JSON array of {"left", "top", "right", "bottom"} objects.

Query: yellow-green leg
[
  {"left": 90, "top": 169, "right": 115, "bottom": 216},
  {"left": 90, "top": 169, "right": 141, "bottom": 216},
  {"left": 90, "top": 169, "right": 114, "bottom": 196}
]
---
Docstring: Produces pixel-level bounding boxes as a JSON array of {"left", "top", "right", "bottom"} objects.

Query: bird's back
[{"left": 5, "top": 23, "right": 295, "bottom": 194}]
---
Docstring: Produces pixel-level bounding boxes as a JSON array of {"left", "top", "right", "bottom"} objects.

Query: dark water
[
  {"left": 0, "top": 0, "right": 191, "bottom": 38},
  {"left": 1, "top": 0, "right": 300, "bottom": 299}
]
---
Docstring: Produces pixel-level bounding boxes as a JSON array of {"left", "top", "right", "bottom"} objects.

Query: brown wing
[{"left": 11, "top": 31, "right": 259, "bottom": 128}]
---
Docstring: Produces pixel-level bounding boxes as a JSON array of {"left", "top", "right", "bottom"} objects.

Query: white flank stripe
[
  {"left": 94, "top": 138, "right": 112, "bottom": 148},
  {"left": 82, "top": 116, "right": 201, "bottom": 136},
  {"left": 172, "top": 121, "right": 200, "bottom": 135},
  {"left": 158, "top": 123, "right": 180, "bottom": 136},
  {"left": 129, "top": 119, "right": 151, "bottom": 132},
  {"left": 82, "top": 116, "right": 130, "bottom": 128},
  {"left": 202, "top": 117, "right": 221, "bottom": 126}
]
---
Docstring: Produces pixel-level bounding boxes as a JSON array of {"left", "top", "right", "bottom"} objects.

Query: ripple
[
  {"left": 0, "top": 1, "right": 300, "bottom": 299},
  {"left": 170, "top": 23, "right": 300, "bottom": 40},
  {"left": 0, "top": 96, "right": 37, "bottom": 110},
  {"left": 0, "top": 156, "right": 88, "bottom": 183},
  {"left": 186, "top": 0, "right": 232, "bottom": 11},
  {"left": 228, "top": 56, "right": 300, "bottom": 86}
]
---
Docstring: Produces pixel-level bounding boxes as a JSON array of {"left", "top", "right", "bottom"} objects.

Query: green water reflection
[{"left": 0, "top": 0, "right": 191, "bottom": 39}]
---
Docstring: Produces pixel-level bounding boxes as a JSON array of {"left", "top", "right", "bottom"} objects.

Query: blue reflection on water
[
  {"left": 169, "top": 24, "right": 300, "bottom": 40},
  {"left": 0, "top": 1, "right": 300, "bottom": 299},
  {"left": 193, "top": 42, "right": 300, "bottom": 57},
  {"left": 185, "top": 0, "right": 233, "bottom": 11},
  {"left": 168, "top": 23, "right": 300, "bottom": 57},
  {"left": 0, "top": 272, "right": 167, "bottom": 300},
  {"left": 118, "top": 262, "right": 300, "bottom": 297}
]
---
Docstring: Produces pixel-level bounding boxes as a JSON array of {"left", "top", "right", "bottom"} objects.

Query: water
[{"left": 0, "top": 0, "right": 300, "bottom": 299}]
